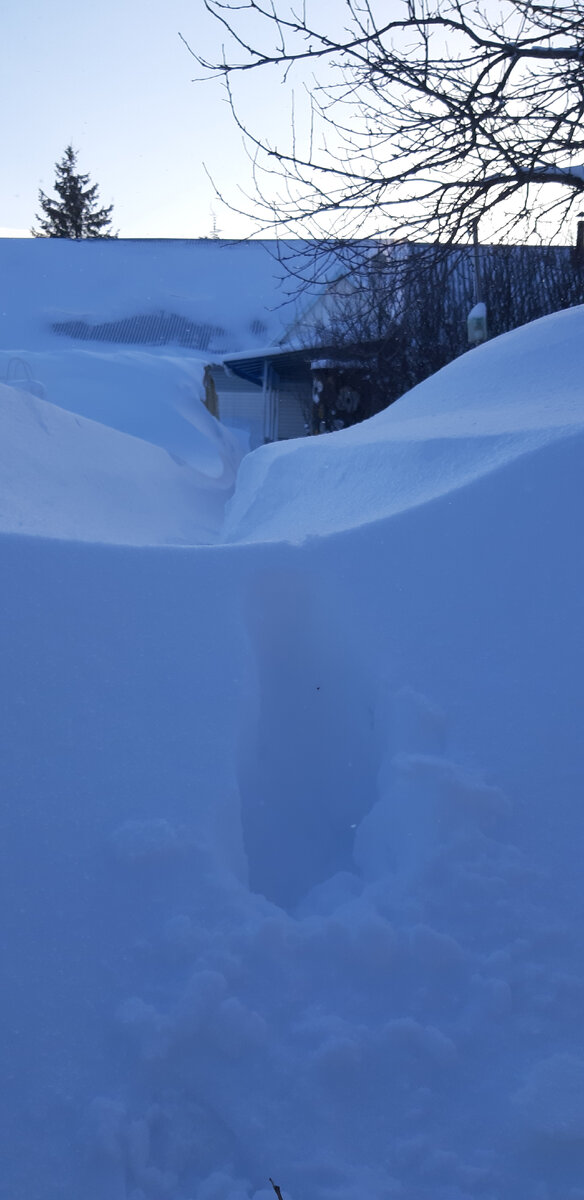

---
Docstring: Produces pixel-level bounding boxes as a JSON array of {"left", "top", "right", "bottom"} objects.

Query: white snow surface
[
  {"left": 0, "top": 379, "right": 238, "bottom": 544},
  {"left": 0, "top": 238, "right": 313, "bottom": 352},
  {"left": 2, "top": 302, "right": 584, "bottom": 1200}
]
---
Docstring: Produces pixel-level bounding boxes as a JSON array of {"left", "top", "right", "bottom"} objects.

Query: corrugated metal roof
[
  {"left": 0, "top": 237, "right": 323, "bottom": 354},
  {"left": 4, "top": 236, "right": 581, "bottom": 359},
  {"left": 51, "top": 312, "right": 227, "bottom": 351}
]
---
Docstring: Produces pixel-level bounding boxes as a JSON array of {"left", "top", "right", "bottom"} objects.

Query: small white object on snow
[{"left": 467, "top": 300, "right": 488, "bottom": 344}]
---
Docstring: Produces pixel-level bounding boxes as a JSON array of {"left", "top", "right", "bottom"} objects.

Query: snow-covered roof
[
  {"left": 2, "top": 236, "right": 578, "bottom": 366},
  {"left": 0, "top": 237, "right": 329, "bottom": 354}
]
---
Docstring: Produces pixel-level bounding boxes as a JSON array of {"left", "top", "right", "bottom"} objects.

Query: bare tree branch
[{"left": 189, "top": 0, "right": 584, "bottom": 246}]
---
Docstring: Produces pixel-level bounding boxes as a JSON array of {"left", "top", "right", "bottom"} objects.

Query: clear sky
[
  {"left": 1, "top": 0, "right": 285, "bottom": 239},
  {"left": 3, "top": 2, "right": 577, "bottom": 247}
]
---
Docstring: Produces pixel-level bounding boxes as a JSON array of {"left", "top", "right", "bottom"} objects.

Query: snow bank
[
  {"left": 223, "top": 304, "right": 584, "bottom": 543},
  {"left": 0, "top": 239, "right": 253, "bottom": 538},
  {"left": 0, "top": 346, "right": 240, "bottom": 468},
  {"left": 0, "top": 380, "right": 236, "bottom": 543},
  {"left": 2, "top": 306, "right": 584, "bottom": 1200},
  {"left": 0, "top": 349, "right": 243, "bottom": 542}
]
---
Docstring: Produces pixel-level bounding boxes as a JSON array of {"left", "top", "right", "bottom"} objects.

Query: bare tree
[
  {"left": 305, "top": 241, "right": 584, "bottom": 430},
  {"left": 188, "top": 0, "right": 584, "bottom": 247}
]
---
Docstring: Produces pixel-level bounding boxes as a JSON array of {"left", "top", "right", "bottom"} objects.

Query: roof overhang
[{"left": 214, "top": 344, "right": 315, "bottom": 386}]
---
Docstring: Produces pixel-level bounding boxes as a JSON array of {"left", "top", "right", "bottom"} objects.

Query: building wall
[
  {"left": 216, "top": 381, "right": 265, "bottom": 449},
  {"left": 207, "top": 365, "right": 310, "bottom": 447}
]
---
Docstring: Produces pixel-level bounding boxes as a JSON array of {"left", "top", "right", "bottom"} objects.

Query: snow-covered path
[{"left": 1, "top": 308, "right": 584, "bottom": 1200}]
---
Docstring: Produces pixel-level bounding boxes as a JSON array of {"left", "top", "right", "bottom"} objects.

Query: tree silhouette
[
  {"left": 194, "top": 0, "right": 584, "bottom": 247},
  {"left": 33, "top": 146, "right": 115, "bottom": 238}
]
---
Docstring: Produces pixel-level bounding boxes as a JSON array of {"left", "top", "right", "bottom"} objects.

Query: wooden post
[{"left": 575, "top": 219, "right": 584, "bottom": 267}]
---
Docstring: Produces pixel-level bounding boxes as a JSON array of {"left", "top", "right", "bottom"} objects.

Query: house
[
  {"left": 2, "top": 236, "right": 583, "bottom": 448},
  {"left": 0, "top": 237, "right": 329, "bottom": 449},
  {"left": 207, "top": 238, "right": 584, "bottom": 436}
]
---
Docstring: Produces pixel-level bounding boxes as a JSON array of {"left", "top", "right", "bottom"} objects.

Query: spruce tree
[{"left": 33, "top": 146, "right": 116, "bottom": 238}]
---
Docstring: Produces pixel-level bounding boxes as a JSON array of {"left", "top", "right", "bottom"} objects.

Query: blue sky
[{"left": 1, "top": 0, "right": 278, "bottom": 238}]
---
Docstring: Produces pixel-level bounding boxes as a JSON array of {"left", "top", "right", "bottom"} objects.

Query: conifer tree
[{"left": 33, "top": 146, "right": 116, "bottom": 238}]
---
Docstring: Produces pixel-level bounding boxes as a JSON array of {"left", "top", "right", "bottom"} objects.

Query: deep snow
[
  {"left": 0, "top": 239, "right": 311, "bottom": 353},
  {"left": 1, "top": 295, "right": 584, "bottom": 1200},
  {"left": 0, "top": 378, "right": 238, "bottom": 544}
]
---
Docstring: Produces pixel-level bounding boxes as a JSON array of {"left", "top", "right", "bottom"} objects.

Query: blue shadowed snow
[{"left": 1, "top": 292, "right": 584, "bottom": 1200}]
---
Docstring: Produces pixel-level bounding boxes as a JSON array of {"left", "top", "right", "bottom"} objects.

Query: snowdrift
[
  {"left": 0, "top": 349, "right": 243, "bottom": 542},
  {"left": 224, "top": 303, "right": 584, "bottom": 543},
  {"left": 0, "top": 379, "right": 236, "bottom": 543},
  {"left": 1, "top": 307, "right": 584, "bottom": 1200}
]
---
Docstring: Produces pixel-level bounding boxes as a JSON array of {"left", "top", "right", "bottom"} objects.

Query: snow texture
[
  {"left": 0, "top": 238, "right": 317, "bottom": 353},
  {"left": 1, "top": 247, "right": 584, "bottom": 1200},
  {"left": 0, "top": 378, "right": 238, "bottom": 544}
]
